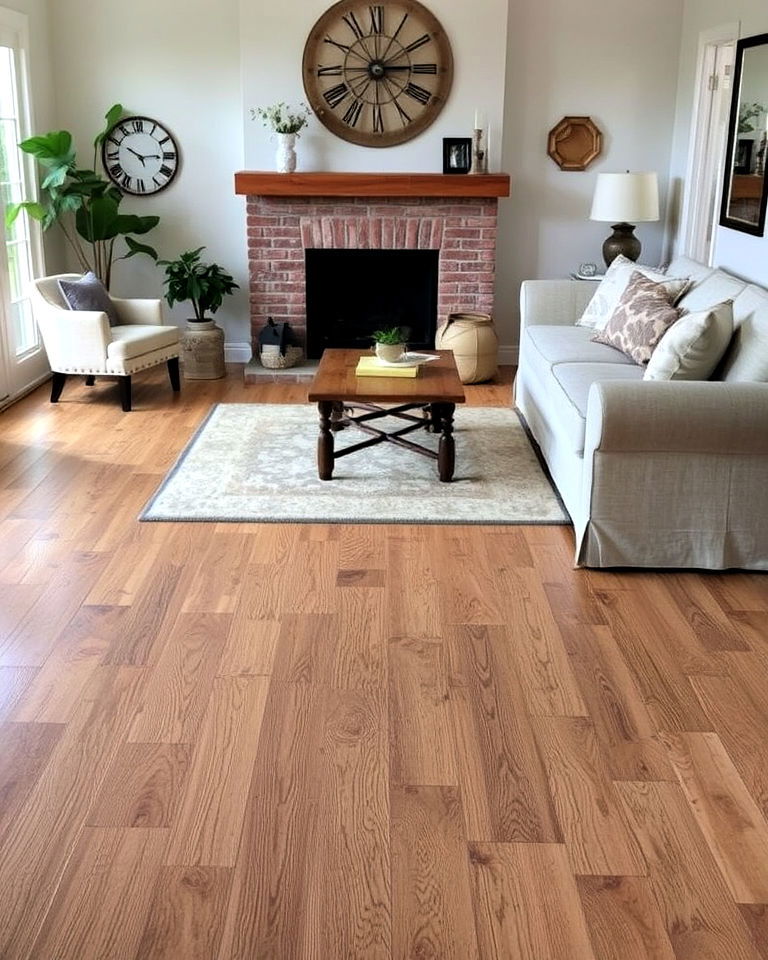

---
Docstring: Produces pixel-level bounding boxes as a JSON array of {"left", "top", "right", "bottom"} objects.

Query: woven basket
[{"left": 259, "top": 344, "right": 304, "bottom": 369}]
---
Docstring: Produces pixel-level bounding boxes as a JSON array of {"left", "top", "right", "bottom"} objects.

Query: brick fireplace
[{"left": 235, "top": 172, "right": 510, "bottom": 364}]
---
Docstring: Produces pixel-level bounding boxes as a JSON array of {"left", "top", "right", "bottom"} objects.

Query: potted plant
[
  {"left": 5, "top": 104, "right": 159, "bottom": 289},
  {"left": 157, "top": 246, "right": 239, "bottom": 380},
  {"left": 251, "top": 102, "right": 311, "bottom": 173},
  {"left": 372, "top": 326, "right": 407, "bottom": 363}
]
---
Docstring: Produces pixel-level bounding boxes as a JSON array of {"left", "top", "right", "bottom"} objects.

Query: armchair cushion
[
  {"left": 58, "top": 271, "right": 120, "bottom": 327},
  {"left": 107, "top": 324, "right": 180, "bottom": 362}
]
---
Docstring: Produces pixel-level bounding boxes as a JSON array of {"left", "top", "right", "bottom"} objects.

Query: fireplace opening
[{"left": 305, "top": 248, "right": 439, "bottom": 359}]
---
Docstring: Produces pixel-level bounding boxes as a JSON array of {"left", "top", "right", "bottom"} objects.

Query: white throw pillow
[
  {"left": 644, "top": 300, "right": 734, "bottom": 381},
  {"left": 577, "top": 255, "right": 690, "bottom": 331}
]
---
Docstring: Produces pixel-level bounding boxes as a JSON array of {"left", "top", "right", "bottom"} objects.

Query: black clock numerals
[
  {"left": 324, "top": 35, "right": 351, "bottom": 53},
  {"left": 132, "top": 119, "right": 144, "bottom": 133},
  {"left": 412, "top": 63, "right": 437, "bottom": 74},
  {"left": 393, "top": 100, "right": 412, "bottom": 127},
  {"left": 342, "top": 10, "right": 365, "bottom": 40},
  {"left": 373, "top": 103, "right": 385, "bottom": 133},
  {"left": 159, "top": 164, "right": 174, "bottom": 179},
  {"left": 135, "top": 179, "right": 146, "bottom": 194},
  {"left": 405, "top": 82, "right": 431, "bottom": 105},
  {"left": 109, "top": 162, "right": 123, "bottom": 179},
  {"left": 403, "top": 33, "right": 431, "bottom": 55},
  {"left": 369, "top": 5, "right": 383, "bottom": 34},
  {"left": 163, "top": 151, "right": 176, "bottom": 161},
  {"left": 341, "top": 98, "right": 364, "bottom": 127},
  {"left": 318, "top": 64, "right": 343, "bottom": 75},
  {"left": 324, "top": 82, "right": 350, "bottom": 109}
]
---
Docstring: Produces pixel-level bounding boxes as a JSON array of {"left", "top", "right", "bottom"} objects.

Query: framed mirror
[{"left": 720, "top": 33, "right": 768, "bottom": 237}]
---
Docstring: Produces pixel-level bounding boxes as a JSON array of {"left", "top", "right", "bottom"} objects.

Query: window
[{"left": 0, "top": 7, "right": 46, "bottom": 404}]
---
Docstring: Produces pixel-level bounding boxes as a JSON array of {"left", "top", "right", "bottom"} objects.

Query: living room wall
[
  {"left": 42, "top": 0, "right": 686, "bottom": 359},
  {"left": 495, "top": 0, "right": 685, "bottom": 354},
  {"left": 46, "top": 0, "right": 250, "bottom": 352},
  {"left": 669, "top": 0, "right": 768, "bottom": 284}
]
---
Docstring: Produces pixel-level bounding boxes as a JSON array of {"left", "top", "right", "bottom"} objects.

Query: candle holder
[{"left": 469, "top": 127, "right": 488, "bottom": 175}]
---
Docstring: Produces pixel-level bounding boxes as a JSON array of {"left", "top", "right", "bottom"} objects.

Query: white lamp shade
[{"left": 590, "top": 172, "right": 659, "bottom": 223}]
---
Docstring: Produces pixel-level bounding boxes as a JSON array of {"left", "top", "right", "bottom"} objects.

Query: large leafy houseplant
[
  {"left": 5, "top": 104, "right": 159, "bottom": 289},
  {"left": 158, "top": 247, "right": 239, "bottom": 321}
]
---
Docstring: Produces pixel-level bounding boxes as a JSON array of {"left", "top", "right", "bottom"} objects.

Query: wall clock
[
  {"left": 302, "top": 0, "right": 453, "bottom": 148},
  {"left": 101, "top": 116, "right": 180, "bottom": 196}
]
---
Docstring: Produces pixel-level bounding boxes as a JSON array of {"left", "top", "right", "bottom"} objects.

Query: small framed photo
[{"left": 443, "top": 137, "right": 472, "bottom": 175}]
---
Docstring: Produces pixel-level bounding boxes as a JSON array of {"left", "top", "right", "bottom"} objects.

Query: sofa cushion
[
  {"left": 644, "top": 300, "right": 734, "bottom": 381},
  {"left": 58, "top": 271, "right": 120, "bottom": 327},
  {"left": 665, "top": 255, "right": 715, "bottom": 286},
  {"left": 525, "top": 325, "right": 636, "bottom": 368},
  {"left": 577, "top": 254, "right": 690, "bottom": 330},
  {"left": 720, "top": 283, "right": 768, "bottom": 382},
  {"left": 592, "top": 272, "right": 681, "bottom": 365},
  {"left": 676, "top": 269, "right": 747, "bottom": 313},
  {"left": 107, "top": 324, "right": 180, "bottom": 362},
  {"left": 550, "top": 362, "right": 644, "bottom": 454}
]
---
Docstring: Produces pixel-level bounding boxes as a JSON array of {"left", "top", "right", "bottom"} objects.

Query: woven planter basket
[{"left": 259, "top": 344, "right": 304, "bottom": 369}]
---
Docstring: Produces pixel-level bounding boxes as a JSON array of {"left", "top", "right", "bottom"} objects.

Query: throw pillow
[
  {"left": 592, "top": 271, "right": 681, "bottom": 365},
  {"left": 577, "top": 254, "right": 690, "bottom": 330},
  {"left": 644, "top": 300, "right": 734, "bottom": 381},
  {"left": 57, "top": 271, "right": 119, "bottom": 327}
]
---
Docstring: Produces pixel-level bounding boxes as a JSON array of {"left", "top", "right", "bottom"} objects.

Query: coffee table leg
[
  {"left": 330, "top": 400, "right": 346, "bottom": 431},
  {"left": 437, "top": 403, "right": 455, "bottom": 482},
  {"left": 318, "top": 401, "right": 335, "bottom": 480}
]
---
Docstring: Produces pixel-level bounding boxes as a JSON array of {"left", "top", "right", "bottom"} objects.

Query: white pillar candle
[{"left": 474, "top": 109, "right": 486, "bottom": 130}]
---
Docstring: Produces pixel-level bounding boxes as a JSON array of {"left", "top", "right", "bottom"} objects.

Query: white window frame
[{"left": 0, "top": 6, "right": 47, "bottom": 408}]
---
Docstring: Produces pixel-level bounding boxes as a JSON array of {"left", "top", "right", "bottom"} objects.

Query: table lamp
[{"left": 590, "top": 172, "right": 659, "bottom": 267}]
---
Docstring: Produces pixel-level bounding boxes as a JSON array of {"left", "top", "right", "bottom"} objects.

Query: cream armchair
[{"left": 30, "top": 274, "right": 181, "bottom": 411}]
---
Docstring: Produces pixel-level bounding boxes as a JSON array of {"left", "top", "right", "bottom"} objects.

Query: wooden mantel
[{"left": 234, "top": 171, "right": 510, "bottom": 198}]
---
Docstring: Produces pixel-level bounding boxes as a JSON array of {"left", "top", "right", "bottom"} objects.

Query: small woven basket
[{"left": 259, "top": 344, "right": 304, "bottom": 369}]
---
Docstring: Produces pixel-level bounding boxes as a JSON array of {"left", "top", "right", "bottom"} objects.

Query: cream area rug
[{"left": 140, "top": 404, "right": 569, "bottom": 525}]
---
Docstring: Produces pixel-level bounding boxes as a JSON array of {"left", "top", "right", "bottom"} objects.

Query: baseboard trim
[
  {"left": 224, "top": 341, "right": 252, "bottom": 364},
  {"left": 498, "top": 345, "right": 519, "bottom": 366}
]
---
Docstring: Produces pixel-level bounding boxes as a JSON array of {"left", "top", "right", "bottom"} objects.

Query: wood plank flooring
[{"left": 0, "top": 365, "right": 767, "bottom": 959}]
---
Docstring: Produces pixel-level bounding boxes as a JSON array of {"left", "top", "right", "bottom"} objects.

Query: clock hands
[{"left": 126, "top": 146, "right": 161, "bottom": 165}]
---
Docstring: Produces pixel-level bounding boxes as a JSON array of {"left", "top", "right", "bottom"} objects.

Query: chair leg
[
  {"left": 84, "top": 375, "right": 95, "bottom": 386},
  {"left": 119, "top": 375, "right": 132, "bottom": 412},
  {"left": 167, "top": 356, "right": 181, "bottom": 392},
  {"left": 50, "top": 372, "right": 67, "bottom": 403}
]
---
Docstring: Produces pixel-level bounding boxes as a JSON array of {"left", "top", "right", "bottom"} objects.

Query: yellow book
[{"left": 356, "top": 356, "right": 420, "bottom": 378}]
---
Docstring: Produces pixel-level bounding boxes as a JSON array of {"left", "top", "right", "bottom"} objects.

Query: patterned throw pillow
[
  {"left": 58, "top": 271, "right": 120, "bottom": 327},
  {"left": 592, "top": 272, "right": 681, "bottom": 365},
  {"left": 576, "top": 254, "right": 690, "bottom": 331}
]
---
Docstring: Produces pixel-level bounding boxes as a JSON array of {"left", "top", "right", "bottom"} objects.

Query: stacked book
[{"left": 355, "top": 353, "right": 438, "bottom": 378}]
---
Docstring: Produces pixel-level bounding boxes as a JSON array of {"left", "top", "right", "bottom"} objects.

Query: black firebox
[{"left": 304, "top": 248, "right": 439, "bottom": 359}]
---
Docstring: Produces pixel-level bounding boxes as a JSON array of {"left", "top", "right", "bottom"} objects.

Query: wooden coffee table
[{"left": 308, "top": 349, "right": 466, "bottom": 482}]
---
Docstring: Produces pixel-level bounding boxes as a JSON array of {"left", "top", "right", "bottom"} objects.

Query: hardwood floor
[{"left": 0, "top": 365, "right": 767, "bottom": 959}]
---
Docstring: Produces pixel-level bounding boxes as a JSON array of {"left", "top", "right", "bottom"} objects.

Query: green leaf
[
  {"left": 5, "top": 200, "right": 45, "bottom": 228},
  {"left": 19, "top": 131, "right": 74, "bottom": 168},
  {"left": 114, "top": 213, "right": 159, "bottom": 236},
  {"left": 75, "top": 193, "right": 121, "bottom": 241},
  {"left": 93, "top": 103, "right": 123, "bottom": 148},
  {"left": 119, "top": 235, "right": 158, "bottom": 261}
]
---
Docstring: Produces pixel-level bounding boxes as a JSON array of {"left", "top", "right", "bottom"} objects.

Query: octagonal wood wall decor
[{"left": 547, "top": 116, "right": 603, "bottom": 171}]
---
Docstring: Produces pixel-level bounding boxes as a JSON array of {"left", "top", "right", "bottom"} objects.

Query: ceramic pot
[
  {"left": 375, "top": 342, "right": 406, "bottom": 363},
  {"left": 435, "top": 312, "right": 498, "bottom": 383},
  {"left": 275, "top": 133, "right": 297, "bottom": 173},
  {"left": 182, "top": 319, "right": 226, "bottom": 380}
]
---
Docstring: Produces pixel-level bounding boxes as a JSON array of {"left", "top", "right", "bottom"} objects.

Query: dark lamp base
[{"left": 602, "top": 222, "right": 641, "bottom": 268}]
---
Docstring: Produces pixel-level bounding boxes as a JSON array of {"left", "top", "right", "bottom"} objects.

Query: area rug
[{"left": 140, "top": 404, "right": 569, "bottom": 525}]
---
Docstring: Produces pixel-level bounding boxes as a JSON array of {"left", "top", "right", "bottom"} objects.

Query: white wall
[
  {"left": 495, "top": 0, "right": 685, "bottom": 351},
  {"left": 669, "top": 0, "right": 768, "bottom": 283},
  {"left": 47, "top": 0, "right": 250, "bottom": 346},
  {"left": 240, "top": 0, "right": 508, "bottom": 173}
]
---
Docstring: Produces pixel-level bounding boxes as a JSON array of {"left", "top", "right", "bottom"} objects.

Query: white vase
[{"left": 275, "top": 133, "right": 297, "bottom": 173}]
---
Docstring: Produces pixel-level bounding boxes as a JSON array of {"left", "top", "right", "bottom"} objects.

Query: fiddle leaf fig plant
[
  {"left": 157, "top": 247, "right": 239, "bottom": 321},
  {"left": 5, "top": 104, "right": 159, "bottom": 289}
]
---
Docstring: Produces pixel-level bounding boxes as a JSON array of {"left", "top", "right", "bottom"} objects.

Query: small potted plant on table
[
  {"left": 158, "top": 246, "right": 239, "bottom": 380},
  {"left": 372, "top": 327, "right": 407, "bottom": 363}
]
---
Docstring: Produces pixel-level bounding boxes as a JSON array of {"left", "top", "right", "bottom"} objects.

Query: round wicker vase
[
  {"left": 182, "top": 320, "right": 226, "bottom": 380},
  {"left": 435, "top": 312, "right": 498, "bottom": 383}
]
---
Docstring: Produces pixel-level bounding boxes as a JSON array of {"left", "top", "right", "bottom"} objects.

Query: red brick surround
[{"left": 246, "top": 195, "right": 499, "bottom": 350}]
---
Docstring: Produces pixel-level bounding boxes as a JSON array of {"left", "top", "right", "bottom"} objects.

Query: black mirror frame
[{"left": 719, "top": 32, "right": 768, "bottom": 238}]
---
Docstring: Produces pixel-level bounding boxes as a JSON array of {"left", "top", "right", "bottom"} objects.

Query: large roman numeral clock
[{"left": 303, "top": 0, "right": 453, "bottom": 147}]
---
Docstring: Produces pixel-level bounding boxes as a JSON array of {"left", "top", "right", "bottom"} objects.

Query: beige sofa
[{"left": 517, "top": 255, "right": 768, "bottom": 570}]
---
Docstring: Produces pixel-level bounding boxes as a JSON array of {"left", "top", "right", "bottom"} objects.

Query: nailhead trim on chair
[{"left": 55, "top": 347, "right": 181, "bottom": 377}]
